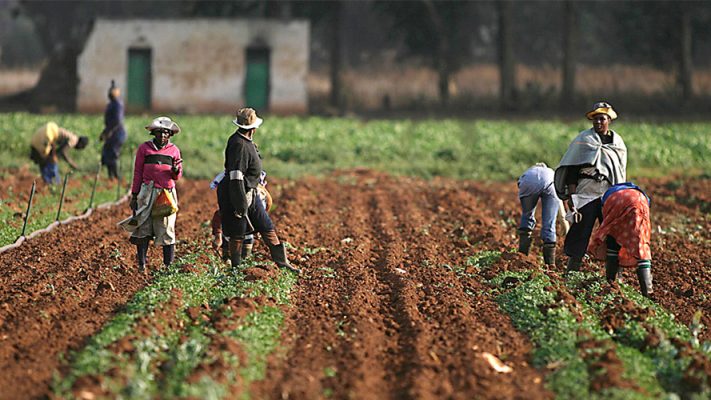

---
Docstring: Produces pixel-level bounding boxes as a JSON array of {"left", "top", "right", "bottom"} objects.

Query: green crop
[{"left": 1, "top": 113, "right": 709, "bottom": 181}]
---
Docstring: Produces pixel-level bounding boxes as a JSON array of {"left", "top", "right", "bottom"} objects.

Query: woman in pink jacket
[{"left": 121, "top": 117, "right": 183, "bottom": 272}]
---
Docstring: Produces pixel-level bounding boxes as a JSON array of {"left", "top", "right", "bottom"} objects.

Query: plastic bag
[{"left": 152, "top": 189, "right": 178, "bottom": 218}]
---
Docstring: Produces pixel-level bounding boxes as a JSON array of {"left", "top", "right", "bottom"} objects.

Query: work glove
[
  {"left": 565, "top": 208, "right": 582, "bottom": 224},
  {"left": 129, "top": 194, "right": 138, "bottom": 211}
]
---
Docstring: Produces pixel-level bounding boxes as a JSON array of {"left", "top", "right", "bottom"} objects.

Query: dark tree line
[{"left": 5, "top": 0, "right": 711, "bottom": 112}]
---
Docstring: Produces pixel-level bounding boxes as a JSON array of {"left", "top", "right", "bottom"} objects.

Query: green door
[
  {"left": 127, "top": 48, "right": 152, "bottom": 110},
  {"left": 245, "top": 48, "right": 270, "bottom": 110}
]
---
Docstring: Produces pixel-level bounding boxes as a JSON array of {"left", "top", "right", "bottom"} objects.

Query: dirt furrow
[
  {"left": 0, "top": 180, "right": 211, "bottom": 400},
  {"left": 259, "top": 172, "right": 552, "bottom": 399}
]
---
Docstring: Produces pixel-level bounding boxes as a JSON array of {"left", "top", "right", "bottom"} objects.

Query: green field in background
[{"left": 0, "top": 113, "right": 709, "bottom": 181}]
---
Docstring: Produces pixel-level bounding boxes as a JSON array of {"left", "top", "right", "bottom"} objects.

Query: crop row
[
  {"left": 52, "top": 238, "right": 297, "bottom": 399},
  {"left": 457, "top": 250, "right": 710, "bottom": 399}
]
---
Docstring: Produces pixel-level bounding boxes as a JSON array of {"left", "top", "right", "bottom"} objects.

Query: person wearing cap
[
  {"left": 100, "top": 80, "right": 127, "bottom": 180},
  {"left": 217, "top": 107, "right": 300, "bottom": 273},
  {"left": 29, "top": 121, "right": 89, "bottom": 184},
  {"left": 587, "top": 182, "right": 653, "bottom": 297},
  {"left": 119, "top": 117, "right": 183, "bottom": 272},
  {"left": 517, "top": 162, "right": 569, "bottom": 267},
  {"left": 554, "top": 101, "right": 627, "bottom": 272}
]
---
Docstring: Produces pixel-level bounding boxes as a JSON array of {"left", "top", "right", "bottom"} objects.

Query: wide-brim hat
[
  {"left": 232, "top": 107, "right": 263, "bottom": 130},
  {"left": 145, "top": 116, "right": 180, "bottom": 134},
  {"left": 586, "top": 101, "right": 618, "bottom": 120}
]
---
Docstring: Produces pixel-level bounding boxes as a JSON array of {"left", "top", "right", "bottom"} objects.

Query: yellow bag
[{"left": 151, "top": 189, "right": 179, "bottom": 218}]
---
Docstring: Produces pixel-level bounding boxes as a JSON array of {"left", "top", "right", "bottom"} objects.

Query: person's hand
[
  {"left": 566, "top": 198, "right": 574, "bottom": 210},
  {"left": 212, "top": 235, "right": 222, "bottom": 250},
  {"left": 130, "top": 194, "right": 138, "bottom": 211},
  {"left": 171, "top": 158, "right": 182, "bottom": 174}
]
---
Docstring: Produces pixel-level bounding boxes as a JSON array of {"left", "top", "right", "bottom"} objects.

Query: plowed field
[{"left": 0, "top": 170, "right": 709, "bottom": 399}]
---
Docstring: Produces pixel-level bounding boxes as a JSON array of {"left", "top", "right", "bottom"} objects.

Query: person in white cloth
[{"left": 554, "top": 101, "right": 627, "bottom": 272}]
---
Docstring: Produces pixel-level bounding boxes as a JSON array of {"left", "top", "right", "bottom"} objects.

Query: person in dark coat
[
  {"left": 100, "top": 80, "right": 127, "bottom": 180},
  {"left": 217, "top": 107, "right": 300, "bottom": 274}
]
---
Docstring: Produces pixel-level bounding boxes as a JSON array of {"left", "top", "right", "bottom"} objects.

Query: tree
[
  {"left": 560, "top": 0, "right": 579, "bottom": 108},
  {"left": 497, "top": 0, "right": 515, "bottom": 109},
  {"left": 373, "top": 0, "right": 473, "bottom": 105}
]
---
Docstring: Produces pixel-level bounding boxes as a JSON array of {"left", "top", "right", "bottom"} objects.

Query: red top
[{"left": 131, "top": 140, "right": 182, "bottom": 193}]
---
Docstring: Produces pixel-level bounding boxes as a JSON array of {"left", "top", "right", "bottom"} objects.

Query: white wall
[{"left": 77, "top": 19, "right": 309, "bottom": 114}]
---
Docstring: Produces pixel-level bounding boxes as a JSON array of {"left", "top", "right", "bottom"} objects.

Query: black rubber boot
[
  {"left": 163, "top": 244, "right": 175, "bottom": 267},
  {"left": 229, "top": 239, "right": 242, "bottom": 268},
  {"left": 267, "top": 243, "right": 301, "bottom": 274},
  {"left": 543, "top": 242, "right": 556, "bottom": 266},
  {"left": 637, "top": 267, "right": 653, "bottom": 297},
  {"left": 518, "top": 229, "right": 532, "bottom": 255},
  {"left": 605, "top": 255, "right": 620, "bottom": 283},
  {"left": 136, "top": 242, "right": 149, "bottom": 272},
  {"left": 566, "top": 257, "right": 582, "bottom": 272}
]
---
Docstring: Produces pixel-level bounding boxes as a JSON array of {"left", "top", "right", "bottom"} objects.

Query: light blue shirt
[{"left": 518, "top": 165, "right": 555, "bottom": 198}]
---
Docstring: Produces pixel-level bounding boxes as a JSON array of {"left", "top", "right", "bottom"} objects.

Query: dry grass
[
  {"left": 309, "top": 63, "right": 711, "bottom": 110},
  {"left": 0, "top": 69, "right": 40, "bottom": 96}
]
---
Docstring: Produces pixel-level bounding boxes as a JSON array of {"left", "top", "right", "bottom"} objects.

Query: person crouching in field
[
  {"left": 119, "top": 117, "right": 183, "bottom": 272},
  {"left": 587, "top": 183, "right": 653, "bottom": 297},
  {"left": 217, "top": 107, "right": 300, "bottom": 273},
  {"left": 30, "top": 122, "right": 89, "bottom": 184},
  {"left": 517, "top": 163, "right": 569, "bottom": 267},
  {"left": 210, "top": 170, "right": 273, "bottom": 263}
]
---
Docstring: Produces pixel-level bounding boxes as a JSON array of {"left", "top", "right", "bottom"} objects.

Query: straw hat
[
  {"left": 145, "top": 116, "right": 180, "bottom": 135},
  {"left": 232, "top": 107, "right": 263, "bottom": 130},
  {"left": 586, "top": 101, "right": 618, "bottom": 120}
]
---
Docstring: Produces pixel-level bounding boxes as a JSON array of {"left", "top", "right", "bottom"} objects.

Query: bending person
[
  {"left": 517, "top": 162, "right": 568, "bottom": 267},
  {"left": 30, "top": 122, "right": 88, "bottom": 184},
  {"left": 587, "top": 183, "right": 653, "bottom": 297}
]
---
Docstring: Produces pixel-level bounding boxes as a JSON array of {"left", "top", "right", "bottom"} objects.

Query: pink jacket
[{"left": 131, "top": 140, "right": 183, "bottom": 193}]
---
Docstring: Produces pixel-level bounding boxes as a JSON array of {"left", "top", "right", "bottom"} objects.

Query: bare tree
[
  {"left": 497, "top": 0, "right": 515, "bottom": 109},
  {"left": 560, "top": 0, "right": 579, "bottom": 108},
  {"left": 678, "top": 2, "right": 693, "bottom": 101}
]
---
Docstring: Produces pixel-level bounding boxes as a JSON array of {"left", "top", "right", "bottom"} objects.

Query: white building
[{"left": 77, "top": 18, "right": 309, "bottom": 114}]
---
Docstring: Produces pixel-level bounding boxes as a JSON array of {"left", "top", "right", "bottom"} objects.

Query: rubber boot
[
  {"left": 637, "top": 267, "right": 653, "bottom": 297},
  {"left": 518, "top": 229, "right": 532, "bottom": 255},
  {"left": 267, "top": 243, "right": 301, "bottom": 274},
  {"left": 605, "top": 255, "right": 620, "bottom": 283},
  {"left": 566, "top": 257, "right": 582, "bottom": 272},
  {"left": 229, "top": 239, "right": 243, "bottom": 268},
  {"left": 163, "top": 244, "right": 175, "bottom": 268},
  {"left": 241, "top": 242, "right": 253, "bottom": 259},
  {"left": 221, "top": 238, "right": 231, "bottom": 265},
  {"left": 543, "top": 242, "right": 556, "bottom": 266},
  {"left": 136, "top": 242, "right": 149, "bottom": 273}
]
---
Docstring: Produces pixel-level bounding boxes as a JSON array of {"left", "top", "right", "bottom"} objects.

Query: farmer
[
  {"left": 119, "top": 117, "right": 183, "bottom": 272},
  {"left": 517, "top": 162, "right": 569, "bottom": 267},
  {"left": 100, "top": 80, "right": 127, "bottom": 180},
  {"left": 29, "top": 121, "right": 89, "bottom": 184},
  {"left": 210, "top": 170, "right": 272, "bottom": 263},
  {"left": 587, "top": 183, "right": 653, "bottom": 297},
  {"left": 217, "top": 107, "right": 300, "bottom": 273},
  {"left": 554, "top": 101, "right": 627, "bottom": 272}
]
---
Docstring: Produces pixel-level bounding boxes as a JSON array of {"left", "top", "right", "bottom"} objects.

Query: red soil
[{"left": 0, "top": 170, "right": 708, "bottom": 399}]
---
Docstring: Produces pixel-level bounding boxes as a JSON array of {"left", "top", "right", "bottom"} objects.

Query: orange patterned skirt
[{"left": 588, "top": 188, "right": 651, "bottom": 266}]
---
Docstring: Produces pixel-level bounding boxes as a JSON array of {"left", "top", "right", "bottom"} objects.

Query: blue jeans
[
  {"left": 41, "top": 162, "right": 60, "bottom": 185},
  {"left": 519, "top": 191, "right": 559, "bottom": 243}
]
